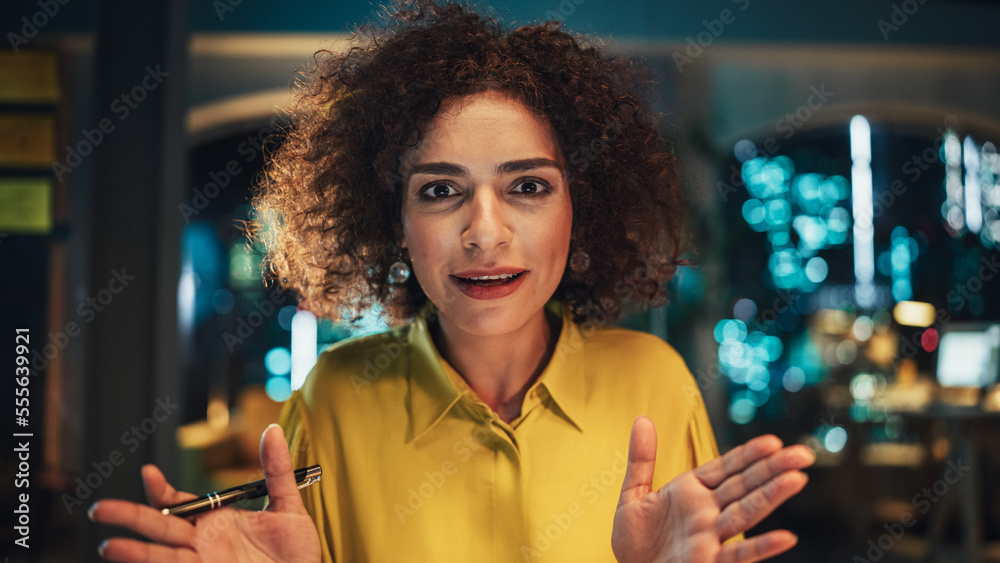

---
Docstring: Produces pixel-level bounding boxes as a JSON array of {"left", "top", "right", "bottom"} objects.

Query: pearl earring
[{"left": 388, "top": 260, "right": 411, "bottom": 284}]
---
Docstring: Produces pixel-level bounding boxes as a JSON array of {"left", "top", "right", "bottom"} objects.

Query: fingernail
[
  {"left": 97, "top": 539, "right": 109, "bottom": 557},
  {"left": 262, "top": 423, "right": 280, "bottom": 439},
  {"left": 793, "top": 447, "right": 816, "bottom": 465},
  {"left": 87, "top": 502, "right": 99, "bottom": 522}
]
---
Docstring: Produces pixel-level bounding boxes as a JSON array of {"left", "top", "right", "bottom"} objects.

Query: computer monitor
[{"left": 936, "top": 322, "right": 1000, "bottom": 388}]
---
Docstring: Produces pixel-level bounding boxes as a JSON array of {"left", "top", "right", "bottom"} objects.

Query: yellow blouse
[{"left": 280, "top": 302, "right": 723, "bottom": 562}]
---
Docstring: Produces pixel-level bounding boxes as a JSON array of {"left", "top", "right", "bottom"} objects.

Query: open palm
[
  {"left": 90, "top": 425, "right": 321, "bottom": 563},
  {"left": 612, "top": 416, "right": 814, "bottom": 563}
]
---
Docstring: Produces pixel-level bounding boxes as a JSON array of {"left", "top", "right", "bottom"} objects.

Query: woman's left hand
[{"left": 611, "top": 416, "right": 815, "bottom": 563}]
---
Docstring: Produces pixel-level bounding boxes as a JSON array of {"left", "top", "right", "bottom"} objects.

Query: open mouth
[{"left": 454, "top": 272, "right": 525, "bottom": 287}]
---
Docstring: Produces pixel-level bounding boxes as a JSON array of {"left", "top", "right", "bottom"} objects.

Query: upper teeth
[{"left": 466, "top": 274, "right": 517, "bottom": 280}]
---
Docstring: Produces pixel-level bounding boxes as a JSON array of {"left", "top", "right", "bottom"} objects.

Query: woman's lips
[
  {"left": 451, "top": 271, "right": 527, "bottom": 299},
  {"left": 457, "top": 272, "right": 521, "bottom": 286},
  {"left": 452, "top": 268, "right": 526, "bottom": 278}
]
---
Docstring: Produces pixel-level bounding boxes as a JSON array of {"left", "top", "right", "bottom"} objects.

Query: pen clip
[
  {"left": 298, "top": 474, "right": 321, "bottom": 489},
  {"left": 295, "top": 465, "right": 322, "bottom": 490}
]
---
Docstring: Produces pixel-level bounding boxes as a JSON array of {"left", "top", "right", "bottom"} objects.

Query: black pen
[{"left": 161, "top": 464, "right": 322, "bottom": 517}]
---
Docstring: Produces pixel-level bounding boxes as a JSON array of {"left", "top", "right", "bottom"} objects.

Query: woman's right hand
[{"left": 89, "top": 424, "right": 321, "bottom": 562}]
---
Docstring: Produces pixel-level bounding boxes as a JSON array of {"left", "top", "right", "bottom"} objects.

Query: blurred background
[{"left": 1, "top": 0, "right": 999, "bottom": 561}]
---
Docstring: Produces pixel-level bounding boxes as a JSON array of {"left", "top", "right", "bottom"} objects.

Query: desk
[{"left": 902, "top": 403, "right": 1000, "bottom": 563}]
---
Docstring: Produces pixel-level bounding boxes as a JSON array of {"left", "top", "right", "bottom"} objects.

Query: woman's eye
[
  {"left": 420, "top": 183, "right": 458, "bottom": 199},
  {"left": 512, "top": 180, "right": 544, "bottom": 195}
]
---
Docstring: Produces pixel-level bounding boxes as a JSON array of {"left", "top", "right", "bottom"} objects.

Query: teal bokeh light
[
  {"left": 765, "top": 199, "right": 792, "bottom": 226},
  {"left": 265, "top": 376, "right": 292, "bottom": 402},
  {"left": 805, "top": 256, "right": 829, "bottom": 283},
  {"left": 742, "top": 199, "right": 767, "bottom": 230},
  {"left": 265, "top": 347, "right": 292, "bottom": 376}
]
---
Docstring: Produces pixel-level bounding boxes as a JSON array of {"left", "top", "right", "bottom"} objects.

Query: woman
[{"left": 90, "top": 1, "right": 815, "bottom": 561}]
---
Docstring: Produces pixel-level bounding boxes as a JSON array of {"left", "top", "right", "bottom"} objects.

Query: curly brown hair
[{"left": 252, "top": 0, "right": 688, "bottom": 325}]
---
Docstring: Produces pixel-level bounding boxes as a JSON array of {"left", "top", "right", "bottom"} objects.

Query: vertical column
[{"left": 80, "top": 1, "right": 187, "bottom": 561}]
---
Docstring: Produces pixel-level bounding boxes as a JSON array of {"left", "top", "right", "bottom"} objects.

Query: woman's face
[{"left": 400, "top": 90, "right": 573, "bottom": 338}]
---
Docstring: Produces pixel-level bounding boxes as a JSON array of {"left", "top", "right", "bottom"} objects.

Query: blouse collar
[{"left": 405, "top": 300, "right": 587, "bottom": 443}]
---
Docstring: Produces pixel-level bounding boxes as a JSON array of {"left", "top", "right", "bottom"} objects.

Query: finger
[
  {"left": 98, "top": 537, "right": 199, "bottom": 563},
  {"left": 259, "top": 423, "right": 309, "bottom": 514},
  {"left": 713, "top": 445, "right": 815, "bottom": 508},
  {"left": 694, "top": 435, "right": 782, "bottom": 489},
  {"left": 617, "top": 416, "right": 657, "bottom": 508},
  {"left": 141, "top": 465, "right": 198, "bottom": 508},
  {"left": 89, "top": 499, "right": 195, "bottom": 548},
  {"left": 716, "top": 469, "right": 809, "bottom": 539},
  {"left": 717, "top": 529, "right": 798, "bottom": 563}
]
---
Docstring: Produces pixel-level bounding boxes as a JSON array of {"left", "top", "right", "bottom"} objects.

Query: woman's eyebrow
[
  {"left": 496, "top": 158, "right": 561, "bottom": 174},
  {"left": 407, "top": 157, "right": 562, "bottom": 179},
  {"left": 408, "top": 162, "right": 468, "bottom": 177}
]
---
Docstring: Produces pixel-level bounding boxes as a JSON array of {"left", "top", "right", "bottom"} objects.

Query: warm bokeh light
[{"left": 892, "top": 300, "right": 936, "bottom": 327}]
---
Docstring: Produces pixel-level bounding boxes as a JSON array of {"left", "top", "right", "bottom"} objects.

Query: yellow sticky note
[
  {"left": 0, "top": 114, "right": 56, "bottom": 167},
  {"left": 0, "top": 177, "right": 52, "bottom": 234}
]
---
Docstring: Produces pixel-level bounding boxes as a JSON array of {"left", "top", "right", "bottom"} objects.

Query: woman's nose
[{"left": 461, "top": 191, "right": 512, "bottom": 252}]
